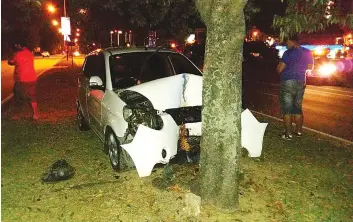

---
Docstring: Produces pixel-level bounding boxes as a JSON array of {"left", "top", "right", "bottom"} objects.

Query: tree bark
[{"left": 196, "top": 0, "right": 247, "bottom": 210}]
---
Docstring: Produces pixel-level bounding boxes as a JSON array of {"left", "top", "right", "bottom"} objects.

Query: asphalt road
[
  {"left": 243, "top": 80, "right": 353, "bottom": 142},
  {"left": 1, "top": 55, "right": 64, "bottom": 101}
]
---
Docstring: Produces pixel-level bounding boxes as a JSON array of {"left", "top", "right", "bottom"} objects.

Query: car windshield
[{"left": 109, "top": 51, "right": 202, "bottom": 89}]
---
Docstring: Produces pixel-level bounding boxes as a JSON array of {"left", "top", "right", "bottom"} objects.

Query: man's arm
[
  {"left": 307, "top": 52, "right": 314, "bottom": 71},
  {"left": 277, "top": 61, "right": 286, "bottom": 74}
]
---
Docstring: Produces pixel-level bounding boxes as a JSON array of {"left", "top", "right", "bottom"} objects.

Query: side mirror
[{"left": 89, "top": 76, "right": 104, "bottom": 90}]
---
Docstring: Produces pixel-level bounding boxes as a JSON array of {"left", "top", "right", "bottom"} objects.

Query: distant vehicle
[
  {"left": 33, "top": 52, "right": 42, "bottom": 57},
  {"left": 76, "top": 47, "right": 203, "bottom": 177},
  {"left": 41, "top": 51, "right": 50, "bottom": 58}
]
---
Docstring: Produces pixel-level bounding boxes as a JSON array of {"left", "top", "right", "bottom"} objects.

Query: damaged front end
[
  {"left": 117, "top": 74, "right": 203, "bottom": 177},
  {"left": 165, "top": 106, "right": 202, "bottom": 163}
]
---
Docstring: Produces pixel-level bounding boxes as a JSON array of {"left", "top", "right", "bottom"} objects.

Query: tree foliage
[{"left": 273, "top": 0, "right": 353, "bottom": 39}]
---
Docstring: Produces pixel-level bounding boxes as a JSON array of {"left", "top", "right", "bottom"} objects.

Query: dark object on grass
[{"left": 41, "top": 159, "right": 75, "bottom": 183}]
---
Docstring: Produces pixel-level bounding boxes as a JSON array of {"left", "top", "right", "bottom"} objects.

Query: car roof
[{"left": 87, "top": 47, "right": 179, "bottom": 57}]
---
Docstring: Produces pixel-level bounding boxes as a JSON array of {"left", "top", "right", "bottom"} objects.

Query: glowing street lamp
[
  {"left": 110, "top": 31, "right": 114, "bottom": 46},
  {"left": 52, "top": 20, "right": 59, "bottom": 26},
  {"left": 47, "top": 4, "right": 56, "bottom": 13},
  {"left": 117, "top": 30, "right": 123, "bottom": 46}
]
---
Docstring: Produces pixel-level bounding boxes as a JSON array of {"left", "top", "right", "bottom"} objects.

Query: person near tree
[{"left": 276, "top": 35, "right": 313, "bottom": 140}]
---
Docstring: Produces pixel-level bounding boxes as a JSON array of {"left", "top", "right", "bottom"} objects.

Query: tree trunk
[{"left": 196, "top": 0, "right": 247, "bottom": 210}]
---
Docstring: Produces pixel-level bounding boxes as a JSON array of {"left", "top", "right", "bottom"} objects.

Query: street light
[
  {"left": 110, "top": 31, "right": 114, "bottom": 46},
  {"left": 117, "top": 30, "right": 123, "bottom": 46},
  {"left": 47, "top": 4, "right": 56, "bottom": 13},
  {"left": 76, "top": 33, "right": 80, "bottom": 37},
  {"left": 52, "top": 20, "right": 59, "bottom": 26}
]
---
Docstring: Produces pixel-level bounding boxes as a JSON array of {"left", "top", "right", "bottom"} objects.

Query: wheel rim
[{"left": 108, "top": 134, "right": 119, "bottom": 167}]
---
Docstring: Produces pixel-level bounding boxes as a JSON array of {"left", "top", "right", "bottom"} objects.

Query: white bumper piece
[
  {"left": 121, "top": 114, "right": 179, "bottom": 177},
  {"left": 241, "top": 109, "right": 268, "bottom": 157}
]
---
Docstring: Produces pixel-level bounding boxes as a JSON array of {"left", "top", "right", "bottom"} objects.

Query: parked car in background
[
  {"left": 76, "top": 47, "right": 203, "bottom": 177},
  {"left": 41, "top": 51, "right": 50, "bottom": 58}
]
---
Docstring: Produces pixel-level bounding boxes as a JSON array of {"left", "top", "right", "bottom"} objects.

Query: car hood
[{"left": 120, "top": 74, "right": 202, "bottom": 110}]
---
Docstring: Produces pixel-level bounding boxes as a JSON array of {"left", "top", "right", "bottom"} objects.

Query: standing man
[
  {"left": 8, "top": 41, "right": 39, "bottom": 120},
  {"left": 277, "top": 35, "right": 313, "bottom": 140}
]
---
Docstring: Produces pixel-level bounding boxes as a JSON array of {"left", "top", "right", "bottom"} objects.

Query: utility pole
[{"left": 64, "top": 0, "right": 69, "bottom": 61}]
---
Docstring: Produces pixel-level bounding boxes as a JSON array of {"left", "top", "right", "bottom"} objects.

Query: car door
[
  {"left": 78, "top": 57, "right": 91, "bottom": 119},
  {"left": 86, "top": 53, "right": 106, "bottom": 140}
]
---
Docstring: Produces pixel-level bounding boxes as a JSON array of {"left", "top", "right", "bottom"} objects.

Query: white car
[
  {"left": 41, "top": 51, "right": 50, "bottom": 58},
  {"left": 76, "top": 48, "right": 203, "bottom": 177}
]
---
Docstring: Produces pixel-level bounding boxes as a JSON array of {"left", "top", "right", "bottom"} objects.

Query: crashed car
[{"left": 76, "top": 47, "right": 203, "bottom": 177}]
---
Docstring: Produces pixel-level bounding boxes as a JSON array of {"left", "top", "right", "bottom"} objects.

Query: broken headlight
[
  {"left": 123, "top": 105, "right": 164, "bottom": 136},
  {"left": 123, "top": 106, "right": 133, "bottom": 120}
]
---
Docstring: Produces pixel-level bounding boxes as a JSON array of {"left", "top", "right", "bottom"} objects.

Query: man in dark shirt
[{"left": 277, "top": 36, "right": 313, "bottom": 140}]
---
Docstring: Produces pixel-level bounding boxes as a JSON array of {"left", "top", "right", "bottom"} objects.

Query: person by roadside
[
  {"left": 8, "top": 41, "right": 39, "bottom": 120},
  {"left": 276, "top": 36, "right": 313, "bottom": 140}
]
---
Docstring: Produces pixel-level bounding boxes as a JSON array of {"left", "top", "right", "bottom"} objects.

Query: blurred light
[
  {"left": 76, "top": 33, "right": 80, "bottom": 36},
  {"left": 92, "top": 43, "right": 96, "bottom": 46},
  {"left": 347, "top": 33, "right": 352, "bottom": 38},
  {"left": 73, "top": 51, "right": 80, "bottom": 56},
  {"left": 126, "top": 43, "right": 131, "bottom": 47},
  {"left": 253, "top": 31, "right": 258, "bottom": 36},
  {"left": 77, "top": 28, "right": 80, "bottom": 32},
  {"left": 74, "top": 38, "right": 78, "bottom": 42},
  {"left": 47, "top": 4, "right": 56, "bottom": 13},
  {"left": 336, "top": 61, "right": 345, "bottom": 72},
  {"left": 186, "top": 34, "right": 196, "bottom": 44},
  {"left": 114, "top": 30, "right": 117, "bottom": 33},
  {"left": 171, "top": 43, "right": 176, "bottom": 48},
  {"left": 118, "top": 30, "right": 123, "bottom": 34},
  {"left": 52, "top": 20, "right": 59, "bottom": 26},
  {"left": 129, "top": 30, "right": 132, "bottom": 33},
  {"left": 78, "top": 8, "right": 87, "bottom": 14},
  {"left": 58, "top": 28, "right": 62, "bottom": 33},
  {"left": 314, "top": 47, "right": 324, "bottom": 55},
  {"left": 110, "top": 31, "right": 114, "bottom": 34},
  {"left": 318, "top": 63, "right": 336, "bottom": 77}
]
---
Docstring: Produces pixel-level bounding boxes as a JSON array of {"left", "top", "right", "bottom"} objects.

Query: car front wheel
[
  {"left": 105, "top": 130, "right": 134, "bottom": 172},
  {"left": 77, "top": 103, "right": 89, "bottom": 131}
]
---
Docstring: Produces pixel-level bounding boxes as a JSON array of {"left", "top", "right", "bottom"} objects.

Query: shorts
[
  {"left": 279, "top": 80, "right": 305, "bottom": 115},
  {"left": 14, "top": 81, "right": 37, "bottom": 103}
]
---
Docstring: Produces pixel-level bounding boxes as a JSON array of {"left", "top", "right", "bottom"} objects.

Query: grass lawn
[{"left": 1, "top": 67, "right": 353, "bottom": 221}]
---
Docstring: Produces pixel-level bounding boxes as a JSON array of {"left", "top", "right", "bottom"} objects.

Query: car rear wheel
[
  {"left": 77, "top": 104, "right": 89, "bottom": 131},
  {"left": 105, "top": 130, "right": 134, "bottom": 172}
]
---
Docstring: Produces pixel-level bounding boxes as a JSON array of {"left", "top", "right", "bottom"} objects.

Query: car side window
[
  {"left": 83, "top": 54, "right": 106, "bottom": 85},
  {"left": 168, "top": 53, "right": 202, "bottom": 76}
]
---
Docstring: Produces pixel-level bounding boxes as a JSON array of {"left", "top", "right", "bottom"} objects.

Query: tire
[
  {"left": 76, "top": 103, "right": 90, "bottom": 131},
  {"left": 105, "top": 130, "right": 134, "bottom": 172}
]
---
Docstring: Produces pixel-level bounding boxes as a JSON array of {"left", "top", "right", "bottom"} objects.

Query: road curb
[{"left": 250, "top": 110, "right": 353, "bottom": 145}]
